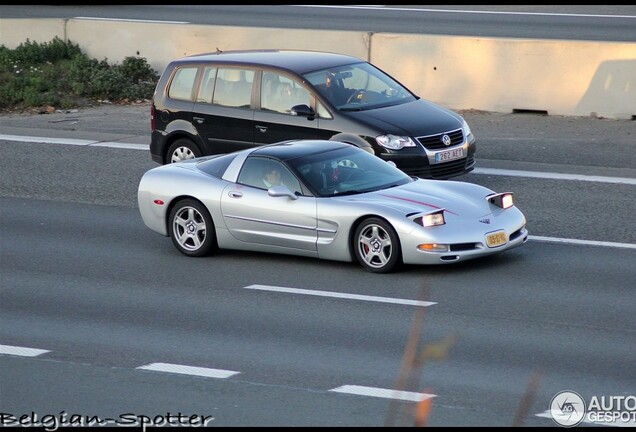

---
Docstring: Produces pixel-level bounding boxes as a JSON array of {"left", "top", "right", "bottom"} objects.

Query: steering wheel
[{"left": 346, "top": 89, "right": 366, "bottom": 104}]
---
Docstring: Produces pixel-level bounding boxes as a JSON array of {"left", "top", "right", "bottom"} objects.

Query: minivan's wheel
[
  {"left": 168, "top": 199, "right": 217, "bottom": 257},
  {"left": 353, "top": 217, "right": 401, "bottom": 273},
  {"left": 166, "top": 139, "right": 201, "bottom": 164}
]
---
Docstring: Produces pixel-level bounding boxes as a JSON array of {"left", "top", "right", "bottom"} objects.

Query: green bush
[{"left": 0, "top": 37, "right": 159, "bottom": 112}]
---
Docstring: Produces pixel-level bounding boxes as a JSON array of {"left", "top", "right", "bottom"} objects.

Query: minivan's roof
[{"left": 176, "top": 49, "right": 363, "bottom": 75}]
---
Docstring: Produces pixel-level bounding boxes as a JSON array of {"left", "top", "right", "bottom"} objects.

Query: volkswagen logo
[{"left": 441, "top": 134, "right": 452, "bottom": 146}]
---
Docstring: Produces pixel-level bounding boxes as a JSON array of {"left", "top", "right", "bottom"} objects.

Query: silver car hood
[{"left": 334, "top": 179, "right": 496, "bottom": 219}]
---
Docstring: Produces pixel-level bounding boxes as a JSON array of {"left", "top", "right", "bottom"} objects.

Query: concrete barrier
[{"left": 1, "top": 18, "right": 635, "bottom": 119}]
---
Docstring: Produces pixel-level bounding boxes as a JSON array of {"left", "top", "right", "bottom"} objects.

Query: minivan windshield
[{"left": 304, "top": 62, "right": 416, "bottom": 111}]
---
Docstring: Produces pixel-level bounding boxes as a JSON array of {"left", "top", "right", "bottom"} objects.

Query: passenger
[{"left": 272, "top": 82, "right": 294, "bottom": 112}]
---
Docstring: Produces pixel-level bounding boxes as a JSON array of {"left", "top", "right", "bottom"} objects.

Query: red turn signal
[{"left": 153, "top": 199, "right": 164, "bottom": 205}]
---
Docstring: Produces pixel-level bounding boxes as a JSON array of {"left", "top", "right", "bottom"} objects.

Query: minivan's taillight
[{"left": 150, "top": 104, "right": 155, "bottom": 131}]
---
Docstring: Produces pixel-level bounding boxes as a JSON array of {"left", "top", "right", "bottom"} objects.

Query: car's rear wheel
[
  {"left": 353, "top": 217, "right": 401, "bottom": 273},
  {"left": 168, "top": 199, "right": 217, "bottom": 257},
  {"left": 167, "top": 138, "right": 201, "bottom": 164}
]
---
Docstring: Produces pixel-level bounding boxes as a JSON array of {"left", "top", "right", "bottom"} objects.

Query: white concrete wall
[
  {"left": 371, "top": 34, "right": 636, "bottom": 119},
  {"left": 1, "top": 18, "right": 635, "bottom": 119}
]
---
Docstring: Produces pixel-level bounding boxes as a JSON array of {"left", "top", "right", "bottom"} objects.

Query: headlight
[
  {"left": 376, "top": 134, "right": 417, "bottom": 150},
  {"left": 414, "top": 210, "right": 445, "bottom": 227},
  {"left": 462, "top": 118, "right": 474, "bottom": 140},
  {"left": 487, "top": 192, "right": 514, "bottom": 209}
]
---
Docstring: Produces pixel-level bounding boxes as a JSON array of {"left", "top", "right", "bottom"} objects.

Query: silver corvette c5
[{"left": 137, "top": 140, "right": 528, "bottom": 273}]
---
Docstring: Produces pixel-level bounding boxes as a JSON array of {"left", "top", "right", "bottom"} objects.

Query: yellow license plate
[{"left": 486, "top": 230, "right": 507, "bottom": 248}]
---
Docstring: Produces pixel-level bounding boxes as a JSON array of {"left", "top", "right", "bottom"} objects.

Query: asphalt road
[
  {"left": 1, "top": 5, "right": 636, "bottom": 427},
  {"left": 1, "top": 102, "right": 635, "bottom": 242},
  {"left": 1, "top": 104, "right": 635, "bottom": 427},
  {"left": 1, "top": 5, "right": 635, "bottom": 42}
]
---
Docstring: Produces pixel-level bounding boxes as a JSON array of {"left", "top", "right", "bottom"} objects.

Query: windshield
[
  {"left": 289, "top": 146, "right": 413, "bottom": 197},
  {"left": 303, "top": 62, "right": 416, "bottom": 110}
]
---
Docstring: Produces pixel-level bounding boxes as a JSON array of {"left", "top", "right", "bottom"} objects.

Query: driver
[
  {"left": 262, "top": 165, "right": 285, "bottom": 189},
  {"left": 324, "top": 71, "right": 352, "bottom": 105}
]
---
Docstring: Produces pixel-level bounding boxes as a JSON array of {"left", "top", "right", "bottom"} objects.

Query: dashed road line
[
  {"left": 136, "top": 362, "right": 240, "bottom": 379},
  {"left": 244, "top": 285, "right": 437, "bottom": 307},
  {"left": 0, "top": 344, "right": 50, "bottom": 357},
  {"left": 330, "top": 385, "right": 436, "bottom": 402}
]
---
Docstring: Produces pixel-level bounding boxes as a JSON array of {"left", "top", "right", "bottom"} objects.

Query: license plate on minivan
[{"left": 434, "top": 148, "right": 464, "bottom": 163}]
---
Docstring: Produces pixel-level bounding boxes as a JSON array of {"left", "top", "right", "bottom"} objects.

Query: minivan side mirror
[{"left": 291, "top": 104, "right": 315, "bottom": 118}]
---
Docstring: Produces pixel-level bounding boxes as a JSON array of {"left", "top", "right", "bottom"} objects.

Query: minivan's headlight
[
  {"left": 462, "top": 118, "right": 474, "bottom": 140},
  {"left": 376, "top": 134, "right": 417, "bottom": 150}
]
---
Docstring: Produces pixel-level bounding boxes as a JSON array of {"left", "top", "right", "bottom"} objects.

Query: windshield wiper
[{"left": 334, "top": 189, "right": 363, "bottom": 196}]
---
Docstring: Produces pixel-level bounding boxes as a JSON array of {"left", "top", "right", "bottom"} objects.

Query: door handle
[
  {"left": 193, "top": 116, "right": 205, "bottom": 124},
  {"left": 228, "top": 191, "right": 243, "bottom": 198},
  {"left": 255, "top": 125, "right": 267, "bottom": 133}
]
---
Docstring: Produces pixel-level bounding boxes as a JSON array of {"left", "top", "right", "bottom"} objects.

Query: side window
[
  {"left": 261, "top": 72, "right": 310, "bottom": 115},
  {"left": 315, "top": 99, "right": 332, "bottom": 119},
  {"left": 168, "top": 67, "right": 198, "bottom": 101},
  {"left": 213, "top": 68, "right": 254, "bottom": 108},
  {"left": 238, "top": 157, "right": 301, "bottom": 194},
  {"left": 196, "top": 66, "right": 218, "bottom": 103}
]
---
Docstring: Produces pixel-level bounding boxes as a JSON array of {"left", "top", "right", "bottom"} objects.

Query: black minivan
[{"left": 150, "top": 49, "right": 476, "bottom": 179}]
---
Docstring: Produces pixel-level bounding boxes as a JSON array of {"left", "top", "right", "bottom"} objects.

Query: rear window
[
  {"left": 168, "top": 66, "right": 199, "bottom": 101},
  {"left": 196, "top": 153, "right": 238, "bottom": 178}
]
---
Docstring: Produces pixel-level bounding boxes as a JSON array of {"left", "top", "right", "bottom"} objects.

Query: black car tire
[
  {"left": 168, "top": 199, "right": 217, "bottom": 257},
  {"left": 353, "top": 217, "right": 402, "bottom": 273},
  {"left": 166, "top": 138, "right": 201, "bottom": 164}
]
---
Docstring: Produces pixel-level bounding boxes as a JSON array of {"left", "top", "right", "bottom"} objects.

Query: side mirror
[
  {"left": 268, "top": 185, "right": 299, "bottom": 200},
  {"left": 291, "top": 104, "right": 315, "bottom": 118}
]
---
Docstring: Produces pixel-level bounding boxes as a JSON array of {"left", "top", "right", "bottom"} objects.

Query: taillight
[{"left": 150, "top": 104, "right": 155, "bottom": 131}]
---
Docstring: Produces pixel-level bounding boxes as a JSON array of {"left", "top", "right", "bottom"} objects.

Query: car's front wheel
[
  {"left": 168, "top": 199, "right": 217, "bottom": 257},
  {"left": 166, "top": 138, "right": 201, "bottom": 164},
  {"left": 353, "top": 217, "right": 402, "bottom": 273}
]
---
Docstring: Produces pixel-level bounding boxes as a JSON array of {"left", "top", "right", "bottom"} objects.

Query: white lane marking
[
  {"left": 473, "top": 167, "right": 636, "bottom": 185},
  {"left": 74, "top": 17, "right": 190, "bottom": 24},
  {"left": 536, "top": 410, "right": 636, "bottom": 427},
  {"left": 330, "top": 385, "right": 436, "bottom": 402},
  {"left": 90, "top": 142, "right": 149, "bottom": 150},
  {"left": 0, "top": 344, "right": 50, "bottom": 357},
  {"left": 2, "top": 135, "right": 636, "bottom": 249},
  {"left": 136, "top": 362, "right": 239, "bottom": 379},
  {"left": 530, "top": 235, "right": 636, "bottom": 250},
  {"left": 0, "top": 134, "right": 149, "bottom": 150},
  {"left": 1, "top": 134, "right": 96, "bottom": 146},
  {"left": 294, "top": 5, "right": 636, "bottom": 19},
  {"left": 244, "top": 285, "right": 437, "bottom": 307},
  {"left": 2, "top": 134, "right": 635, "bottom": 185}
]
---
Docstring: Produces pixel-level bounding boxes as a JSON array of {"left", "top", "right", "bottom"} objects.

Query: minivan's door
[
  {"left": 192, "top": 66, "right": 255, "bottom": 154},
  {"left": 253, "top": 71, "right": 320, "bottom": 145}
]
